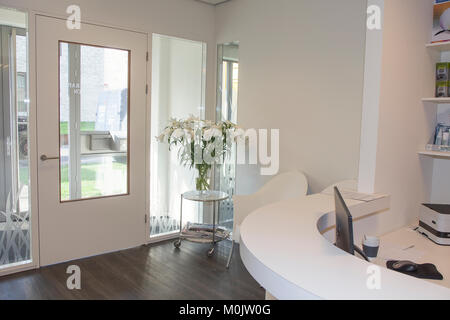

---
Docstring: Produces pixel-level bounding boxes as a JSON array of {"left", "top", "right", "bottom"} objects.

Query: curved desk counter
[{"left": 239, "top": 193, "right": 450, "bottom": 300}]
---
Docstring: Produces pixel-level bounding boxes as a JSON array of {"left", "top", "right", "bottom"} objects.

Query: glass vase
[{"left": 195, "top": 164, "right": 212, "bottom": 191}]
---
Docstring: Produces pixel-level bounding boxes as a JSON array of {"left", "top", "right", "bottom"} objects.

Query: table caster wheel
[
  {"left": 207, "top": 247, "right": 215, "bottom": 257},
  {"left": 174, "top": 240, "right": 181, "bottom": 248}
]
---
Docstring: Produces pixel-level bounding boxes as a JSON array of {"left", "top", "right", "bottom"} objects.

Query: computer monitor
[
  {"left": 334, "top": 187, "right": 355, "bottom": 255},
  {"left": 334, "top": 187, "right": 369, "bottom": 261}
]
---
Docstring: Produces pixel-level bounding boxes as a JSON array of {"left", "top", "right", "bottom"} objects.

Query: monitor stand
[{"left": 354, "top": 245, "right": 370, "bottom": 262}]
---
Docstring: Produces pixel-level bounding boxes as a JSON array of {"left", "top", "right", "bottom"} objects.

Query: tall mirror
[
  {"left": 150, "top": 34, "right": 207, "bottom": 238},
  {"left": 215, "top": 43, "right": 239, "bottom": 231}
]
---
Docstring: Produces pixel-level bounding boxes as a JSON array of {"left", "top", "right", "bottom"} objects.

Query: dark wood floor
[{"left": 0, "top": 240, "right": 265, "bottom": 300}]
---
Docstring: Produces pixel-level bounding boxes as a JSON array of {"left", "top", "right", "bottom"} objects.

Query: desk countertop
[
  {"left": 239, "top": 193, "right": 450, "bottom": 300},
  {"left": 375, "top": 226, "right": 450, "bottom": 289}
]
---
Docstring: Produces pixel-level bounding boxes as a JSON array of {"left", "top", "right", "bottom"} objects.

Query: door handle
[{"left": 40, "top": 154, "right": 60, "bottom": 161}]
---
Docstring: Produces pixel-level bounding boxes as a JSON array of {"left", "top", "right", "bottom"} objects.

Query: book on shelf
[
  {"left": 425, "top": 144, "right": 450, "bottom": 153},
  {"left": 430, "top": 123, "right": 450, "bottom": 152}
]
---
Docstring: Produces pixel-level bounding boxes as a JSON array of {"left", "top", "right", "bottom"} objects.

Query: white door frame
[{"left": 145, "top": 33, "right": 151, "bottom": 244}]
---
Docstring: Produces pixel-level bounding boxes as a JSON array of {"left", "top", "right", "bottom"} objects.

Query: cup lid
[{"left": 363, "top": 235, "right": 380, "bottom": 246}]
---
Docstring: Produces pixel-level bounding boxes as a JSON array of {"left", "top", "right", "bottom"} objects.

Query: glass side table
[{"left": 174, "top": 190, "right": 230, "bottom": 258}]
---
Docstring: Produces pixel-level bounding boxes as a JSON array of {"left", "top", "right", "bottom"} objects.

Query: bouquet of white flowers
[{"left": 156, "top": 116, "right": 244, "bottom": 191}]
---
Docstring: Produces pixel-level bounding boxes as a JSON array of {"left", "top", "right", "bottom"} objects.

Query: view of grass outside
[
  {"left": 19, "top": 166, "right": 29, "bottom": 186},
  {"left": 60, "top": 157, "right": 127, "bottom": 200},
  {"left": 19, "top": 157, "right": 127, "bottom": 200},
  {"left": 59, "top": 121, "right": 96, "bottom": 135}
]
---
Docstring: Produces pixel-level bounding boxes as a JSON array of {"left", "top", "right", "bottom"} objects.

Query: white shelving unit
[
  {"left": 422, "top": 97, "right": 450, "bottom": 104},
  {"left": 426, "top": 42, "right": 450, "bottom": 53},
  {"left": 418, "top": 149, "right": 450, "bottom": 159},
  {"left": 421, "top": 42, "right": 450, "bottom": 160}
]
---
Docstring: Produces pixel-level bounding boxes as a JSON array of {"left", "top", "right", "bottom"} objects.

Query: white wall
[
  {"left": 215, "top": 0, "right": 368, "bottom": 194},
  {"left": 1, "top": 0, "right": 217, "bottom": 118},
  {"left": 358, "top": 0, "right": 384, "bottom": 194},
  {"left": 0, "top": 7, "right": 26, "bottom": 28}
]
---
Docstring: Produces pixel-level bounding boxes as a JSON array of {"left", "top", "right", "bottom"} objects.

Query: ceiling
[{"left": 197, "top": 0, "right": 230, "bottom": 5}]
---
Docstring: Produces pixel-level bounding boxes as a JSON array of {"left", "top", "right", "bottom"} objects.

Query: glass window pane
[
  {"left": 221, "top": 62, "right": 228, "bottom": 121},
  {"left": 0, "top": 10, "right": 31, "bottom": 268},
  {"left": 80, "top": 154, "right": 127, "bottom": 199},
  {"left": 215, "top": 44, "right": 239, "bottom": 232},
  {"left": 59, "top": 42, "right": 129, "bottom": 201}
]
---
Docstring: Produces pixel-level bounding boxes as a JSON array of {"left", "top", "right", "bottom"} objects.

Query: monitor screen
[{"left": 334, "top": 187, "right": 354, "bottom": 255}]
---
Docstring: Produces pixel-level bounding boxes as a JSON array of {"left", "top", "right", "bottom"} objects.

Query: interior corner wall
[
  {"left": 363, "top": 0, "right": 436, "bottom": 237},
  {"left": 357, "top": 0, "right": 384, "bottom": 194},
  {"left": 215, "top": 0, "right": 368, "bottom": 194}
]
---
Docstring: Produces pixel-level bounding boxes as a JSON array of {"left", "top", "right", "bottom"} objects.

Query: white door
[{"left": 36, "top": 15, "right": 148, "bottom": 266}]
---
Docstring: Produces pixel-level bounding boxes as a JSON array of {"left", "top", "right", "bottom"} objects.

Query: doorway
[{"left": 36, "top": 15, "right": 148, "bottom": 266}]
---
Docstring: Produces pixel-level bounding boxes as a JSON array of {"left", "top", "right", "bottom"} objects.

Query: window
[
  {"left": 0, "top": 7, "right": 31, "bottom": 267},
  {"left": 59, "top": 42, "right": 130, "bottom": 201}
]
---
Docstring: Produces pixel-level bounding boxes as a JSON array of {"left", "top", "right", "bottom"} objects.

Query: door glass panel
[
  {"left": 59, "top": 42, "right": 129, "bottom": 201},
  {"left": 0, "top": 7, "right": 31, "bottom": 268}
]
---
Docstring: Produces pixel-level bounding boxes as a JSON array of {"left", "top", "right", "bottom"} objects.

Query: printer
[{"left": 418, "top": 204, "right": 450, "bottom": 246}]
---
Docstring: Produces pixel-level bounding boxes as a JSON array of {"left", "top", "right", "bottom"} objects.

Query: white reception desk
[{"left": 239, "top": 193, "right": 450, "bottom": 300}]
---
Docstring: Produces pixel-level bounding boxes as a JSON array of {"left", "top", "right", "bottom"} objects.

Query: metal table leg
[
  {"left": 174, "top": 195, "right": 183, "bottom": 248},
  {"left": 207, "top": 200, "right": 216, "bottom": 257},
  {"left": 226, "top": 240, "right": 234, "bottom": 269}
]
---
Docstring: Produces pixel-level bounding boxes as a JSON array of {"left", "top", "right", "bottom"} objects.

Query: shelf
[
  {"left": 422, "top": 97, "right": 450, "bottom": 104},
  {"left": 180, "top": 232, "right": 230, "bottom": 244},
  {"left": 418, "top": 150, "right": 450, "bottom": 158},
  {"left": 426, "top": 42, "right": 450, "bottom": 52}
]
